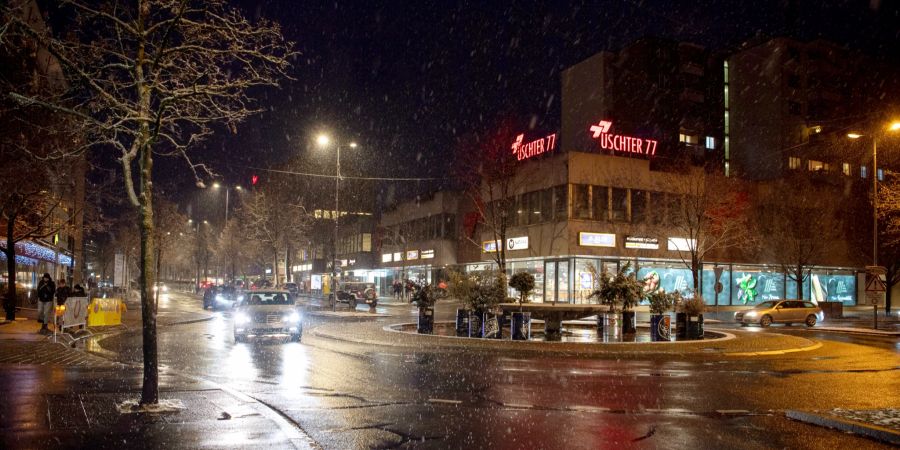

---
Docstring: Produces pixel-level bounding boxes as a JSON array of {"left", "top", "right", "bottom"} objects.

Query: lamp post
[
  {"left": 211, "top": 183, "right": 242, "bottom": 282},
  {"left": 848, "top": 121, "right": 900, "bottom": 317},
  {"left": 316, "top": 134, "right": 357, "bottom": 311}
]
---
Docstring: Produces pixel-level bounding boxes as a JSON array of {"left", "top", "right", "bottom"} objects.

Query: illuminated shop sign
[
  {"left": 406, "top": 250, "right": 419, "bottom": 260},
  {"left": 483, "top": 237, "right": 529, "bottom": 252},
  {"left": 511, "top": 133, "right": 557, "bottom": 161},
  {"left": 393, "top": 252, "right": 402, "bottom": 261},
  {"left": 625, "top": 236, "right": 659, "bottom": 250},
  {"left": 579, "top": 232, "right": 616, "bottom": 248},
  {"left": 667, "top": 237, "right": 696, "bottom": 252},
  {"left": 381, "top": 253, "right": 392, "bottom": 263},
  {"left": 421, "top": 249, "right": 435, "bottom": 259},
  {"left": 588, "top": 120, "right": 658, "bottom": 156},
  {"left": 506, "top": 236, "right": 529, "bottom": 250}
]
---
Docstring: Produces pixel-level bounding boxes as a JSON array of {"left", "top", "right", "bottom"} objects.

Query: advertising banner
[
  {"left": 58, "top": 296, "right": 88, "bottom": 330},
  {"left": 579, "top": 232, "right": 615, "bottom": 248},
  {"left": 87, "top": 298, "right": 125, "bottom": 327},
  {"left": 114, "top": 253, "right": 125, "bottom": 287}
]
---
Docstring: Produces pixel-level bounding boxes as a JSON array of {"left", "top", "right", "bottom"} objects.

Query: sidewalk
[{"left": 787, "top": 409, "right": 900, "bottom": 446}]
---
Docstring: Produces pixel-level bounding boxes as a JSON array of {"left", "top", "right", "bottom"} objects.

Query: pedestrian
[
  {"left": 72, "top": 283, "right": 86, "bottom": 297},
  {"left": 55, "top": 279, "right": 71, "bottom": 306},
  {"left": 36, "top": 273, "right": 55, "bottom": 333}
]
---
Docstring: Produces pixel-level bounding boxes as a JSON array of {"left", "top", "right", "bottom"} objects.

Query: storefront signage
[
  {"left": 579, "top": 232, "right": 616, "bottom": 248},
  {"left": 421, "top": 249, "right": 435, "bottom": 259},
  {"left": 506, "top": 236, "right": 529, "bottom": 250},
  {"left": 406, "top": 250, "right": 419, "bottom": 260},
  {"left": 625, "top": 236, "right": 659, "bottom": 250},
  {"left": 667, "top": 237, "right": 696, "bottom": 252},
  {"left": 393, "top": 252, "right": 402, "bottom": 261},
  {"left": 381, "top": 253, "right": 392, "bottom": 263},
  {"left": 483, "top": 240, "right": 499, "bottom": 253},
  {"left": 588, "top": 120, "right": 658, "bottom": 156},
  {"left": 511, "top": 133, "right": 557, "bottom": 161}
]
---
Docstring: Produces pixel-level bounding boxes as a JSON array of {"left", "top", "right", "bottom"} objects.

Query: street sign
[
  {"left": 866, "top": 291, "right": 885, "bottom": 306},
  {"left": 714, "top": 282, "right": 723, "bottom": 294},
  {"left": 865, "top": 273, "right": 886, "bottom": 293},
  {"left": 714, "top": 267, "right": 724, "bottom": 282}
]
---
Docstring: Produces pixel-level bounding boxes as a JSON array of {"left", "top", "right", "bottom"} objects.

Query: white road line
[
  {"left": 428, "top": 398, "right": 463, "bottom": 405},
  {"left": 503, "top": 403, "right": 533, "bottom": 409}
]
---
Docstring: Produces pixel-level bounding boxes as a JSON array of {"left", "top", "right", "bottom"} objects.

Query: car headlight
[
  {"left": 162, "top": 285, "right": 168, "bottom": 292},
  {"left": 285, "top": 312, "right": 301, "bottom": 323},
  {"left": 745, "top": 311, "right": 758, "bottom": 318},
  {"left": 234, "top": 312, "right": 251, "bottom": 324}
]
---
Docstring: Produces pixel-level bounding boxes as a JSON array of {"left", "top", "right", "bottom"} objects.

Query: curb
[
  {"left": 806, "top": 327, "right": 900, "bottom": 337},
  {"left": 786, "top": 410, "right": 900, "bottom": 446}
]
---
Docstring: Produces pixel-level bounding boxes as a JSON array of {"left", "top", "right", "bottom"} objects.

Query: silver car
[
  {"left": 735, "top": 300, "right": 824, "bottom": 327},
  {"left": 232, "top": 290, "right": 302, "bottom": 342}
]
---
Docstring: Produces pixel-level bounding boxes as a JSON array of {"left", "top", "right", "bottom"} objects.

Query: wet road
[{"left": 97, "top": 291, "right": 900, "bottom": 449}]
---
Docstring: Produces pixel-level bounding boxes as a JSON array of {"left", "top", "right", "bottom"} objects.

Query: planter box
[
  {"left": 675, "top": 312, "right": 688, "bottom": 339},
  {"left": 417, "top": 307, "right": 434, "bottom": 334},
  {"left": 621, "top": 311, "right": 636, "bottom": 334},
  {"left": 687, "top": 314, "right": 704, "bottom": 340},
  {"left": 482, "top": 312, "right": 501, "bottom": 339},
  {"left": 650, "top": 314, "right": 672, "bottom": 341},
  {"left": 511, "top": 311, "right": 531, "bottom": 340},
  {"left": 455, "top": 309, "right": 469, "bottom": 336}
]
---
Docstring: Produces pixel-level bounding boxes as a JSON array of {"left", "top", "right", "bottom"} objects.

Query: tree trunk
[
  {"left": 4, "top": 217, "right": 16, "bottom": 320},
  {"left": 284, "top": 244, "right": 291, "bottom": 283},
  {"left": 272, "top": 248, "right": 278, "bottom": 285},
  {"left": 691, "top": 256, "right": 700, "bottom": 293},
  {"left": 138, "top": 143, "right": 159, "bottom": 405},
  {"left": 795, "top": 269, "right": 803, "bottom": 300}
]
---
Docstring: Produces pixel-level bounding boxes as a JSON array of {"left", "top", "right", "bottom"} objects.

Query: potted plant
[
  {"left": 451, "top": 270, "right": 504, "bottom": 338},
  {"left": 678, "top": 295, "right": 706, "bottom": 340},
  {"left": 447, "top": 270, "right": 473, "bottom": 336},
  {"left": 508, "top": 271, "right": 535, "bottom": 340},
  {"left": 646, "top": 290, "right": 678, "bottom": 341},
  {"left": 589, "top": 262, "right": 642, "bottom": 335},
  {"left": 409, "top": 283, "right": 437, "bottom": 334}
]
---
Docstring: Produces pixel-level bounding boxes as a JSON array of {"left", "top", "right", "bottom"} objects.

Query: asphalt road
[{"left": 96, "top": 291, "right": 900, "bottom": 449}]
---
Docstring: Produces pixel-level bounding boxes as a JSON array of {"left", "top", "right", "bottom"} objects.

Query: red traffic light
[{"left": 251, "top": 175, "right": 259, "bottom": 185}]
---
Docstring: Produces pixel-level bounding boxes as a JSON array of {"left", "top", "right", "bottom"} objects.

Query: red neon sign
[
  {"left": 588, "top": 120, "right": 658, "bottom": 156},
  {"left": 511, "top": 133, "right": 557, "bottom": 161}
]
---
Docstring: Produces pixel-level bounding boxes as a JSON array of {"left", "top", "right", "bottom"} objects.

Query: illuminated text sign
[
  {"left": 511, "top": 133, "right": 557, "bottom": 161},
  {"left": 667, "top": 237, "right": 696, "bottom": 252},
  {"left": 625, "top": 236, "right": 659, "bottom": 250},
  {"left": 483, "top": 236, "right": 529, "bottom": 252},
  {"left": 589, "top": 120, "right": 658, "bottom": 156},
  {"left": 406, "top": 250, "right": 419, "bottom": 260},
  {"left": 579, "top": 232, "right": 616, "bottom": 248},
  {"left": 421, "top": 249, "right": 435, "bottom": 259},
  {"left": 381, "top": 253, "right": 392, "bottom": 263}
]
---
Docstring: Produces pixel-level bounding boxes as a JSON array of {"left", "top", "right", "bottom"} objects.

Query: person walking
[
  {"left": 72, "top": 284, "right": 86, "bottom": 297},
  {"left": 36, "top": 273, "right": 55, "bottom": 333}
]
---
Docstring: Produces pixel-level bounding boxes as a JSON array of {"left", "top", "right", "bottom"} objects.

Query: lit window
[
  {"left": 842, "top": 163, "right": 850, "bottom": 176},
  {"left": 861, "top": 166, "right": 868, "bottom": 178},
  {"left": 705, "top": 136, "right": 715, "bottom": 149},
  {"left": 822, "top": 163, "right": 831, "bottom": 172},
  {"left": 878, "top": 169, "right": 884, "bottom": 181},
  {"left": 811, "top": 126, "right": 822, "bottom": 134},
  {"left": 679, "top": 134, "right": 698, "bottom": 145},
  {"left": 807, "top": 160, "right": 824, "bottom": 171},
  {"left": 788, "top": 157, "right": 801, "bottom": 170}
]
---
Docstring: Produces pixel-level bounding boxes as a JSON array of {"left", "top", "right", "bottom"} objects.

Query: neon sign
[
  {"left": 511, "top": 133, "right": 557, "bottom": 161},
  {"left": 588, "top": 120, "right": 658, "bottom": 156}
]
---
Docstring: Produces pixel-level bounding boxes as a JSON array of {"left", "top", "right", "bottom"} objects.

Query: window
[
  {"left": 807, "top": 160, "right": 824, "bottom": 171},
  {"left": 540, "top": 188, "right": 553, "bottom": 223},
  {"left": 861, "top": 166, "right": 868, "bottom": 178},
  {"left": 842, "top": 163, "right": 850, "bottom": 176},
  {"left": 362, "top": 233, "right": 372, "bottom": 252},
  {"left": 553, "top": 185, "right": 567, "bottom": 221},
  {"left": 788, "top": 101, "right": 802, "bottom": 115},
  {"left": 592, "top": 186, "right": 608, "bottom": 221},
  {"left": 631, "top": 190, "right": 648, "bottom": 223},
  {"left": 648, "top": 192, "right": 665, "bottom": 225},
  {"left": 679, "top": 133, "right": 699, "bottom": 145},
  {"left": 573, "top": 184, "right": 591, "bottom": 219},
  {"left": 878, "top": 169, "right": 884, "bottom": 181},
  {"left": 788, "top": 157, "right": 801, "bottom": 170},
  {"left": 611, "top": 188, "right": 628, "bottom": 221},
  {"left": 705, "top": 136, "right": 715, "bottom": 149}
]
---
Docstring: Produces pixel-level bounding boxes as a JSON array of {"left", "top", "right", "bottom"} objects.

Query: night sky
[{"left": 149, "top": 0, "right": 899, "bottom": 210}]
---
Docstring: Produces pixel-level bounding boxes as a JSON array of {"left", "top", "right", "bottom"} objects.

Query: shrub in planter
[
  {"left": 410, "top": 283, "right": 437, "bottom": 334},
  {"left": 448, "top": 269, "right": 506, "bottom": 338},
  {"left": 508, "top": 272, "right": 535, "bottom": 340},
  {"left": 589, "top": 262, "right": 642, "bottom": 334},
  {"left": 647, "top": 290, "right": 679, "bottom": 341},
  {"left": 677, "top": 295, "right": 706, "bottom": 340}
]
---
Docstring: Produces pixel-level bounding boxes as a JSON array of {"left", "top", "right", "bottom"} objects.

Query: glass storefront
[{"left": 731, "top": 266, "right": 785, "bottom": 306}]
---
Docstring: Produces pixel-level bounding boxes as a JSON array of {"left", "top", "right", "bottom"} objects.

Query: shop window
[
  {"left": 631, "top": 189, "right": 648, "bottom": 224},
  {"left": 637, "top": 262, "right": 693, "bottom": 301},
  {"left": 701, "top": 265, "right": 731, "bottom": 305},
  {"left": 592, "top": 186, "right": 609, "bottom": 221},
  {"left": 611, "top": 188, "right": 628, "bottom": 222},
  {"left": 553, "top": 185, "right": 567, "bottom": 221},
  {"left": 810, "top": 270, "right": 856, "bottom": 305},
  {"left": 788, "top": 156, "right": 801, "bottom": 170},
  {"left": 573, "top": 184, "right": 591, "bottom": 219},
  {"left": 842, "top": 162, "right": 850, "bottom": 176},
  {"left": 732, "top": 267, "right": 785, "bottom": 305}
]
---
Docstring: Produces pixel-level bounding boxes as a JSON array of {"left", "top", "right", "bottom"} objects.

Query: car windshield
[
  {"left": 246, "top": 292, "right": 293, "bottom": 305},
  {"left": 754, "top": 301, "right": 778, "bottom": 309}
]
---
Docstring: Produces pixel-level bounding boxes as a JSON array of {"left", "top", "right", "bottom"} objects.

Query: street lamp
[{"left": 316, "top": 133, "right": 358, "bottom": 310}]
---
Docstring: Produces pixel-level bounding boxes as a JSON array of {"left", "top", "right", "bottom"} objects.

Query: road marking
[
  {"left": 503, "top": 403, "right": 533, "bottom": 409},
  {"left": 568, "top": 405, "right": 611, "bottom": 413},
  {"left": 428, "top": 398, "right": 462, "bottom": 405},
  {"left": 724, "top": 341, "right": 823, "bottom": 356},
  {"left": 716, "top": 409, "right": 751, "bottom": 415}
]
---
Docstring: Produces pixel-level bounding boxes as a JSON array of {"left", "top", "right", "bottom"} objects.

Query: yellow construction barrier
[{"left": 87, "top": 298, "right": 126, "bottom": 327}]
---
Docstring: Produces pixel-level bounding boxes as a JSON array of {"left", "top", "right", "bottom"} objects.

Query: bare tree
[
  {"left": 877, "top": 172, "right": 900, "bottom": 312},
  {"left": 758, "top": 176, "right": 843, "bottom": 299},
  {"left": 1, "top": 0, "right": 292, "bottom": 405},
  {"left": 239, "top": 187, "right": 311, "bottom": 286},
  {"left": 665, "top": 169, "right": 755, "bottom": 292}
]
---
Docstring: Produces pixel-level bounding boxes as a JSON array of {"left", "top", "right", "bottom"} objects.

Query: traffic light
[{"left": 251, "top": 175, "right": 258, "bottom": 186}]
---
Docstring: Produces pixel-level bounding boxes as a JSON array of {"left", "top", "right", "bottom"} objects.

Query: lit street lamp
[
  {"left": 316, "top": 133, "right": 358, "bottom": 311},
  {"left": 848, "top": 120, "right": 900, "bottom": 316}
]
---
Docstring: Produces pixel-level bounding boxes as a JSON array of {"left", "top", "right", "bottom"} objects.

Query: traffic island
[{"left": 304, "top": 319, "right": 822, "bottom": 357}]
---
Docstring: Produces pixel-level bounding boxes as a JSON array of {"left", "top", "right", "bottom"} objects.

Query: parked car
[
  {"left": 735, "top": 300, "right": 823, "bottom": 327},
  {"left": 283, "top": 282, "right": 299, "bottom": 295},
  {"left": 330, "top": 282, "right": 378, "bottom": 309},
  {"left": 203, "top": 286, "right": 242, "bottom": 310},
  {"left": 232, "top": 290, "right": 301, "bottom": 342}
]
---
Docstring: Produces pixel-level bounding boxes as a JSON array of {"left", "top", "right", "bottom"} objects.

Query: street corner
[{"left": 786, "top": 409, "right": 900, "bottom": 446}]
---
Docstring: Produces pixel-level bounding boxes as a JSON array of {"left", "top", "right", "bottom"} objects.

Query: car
[
  {"left": 734, "top": 300, "right": 824, "bottom": 327},
  {"left": 232, "top": 290, "right": 302, "bottom": 343},
  {"left": 202, "top": 286, "right": 242, "bottom": 310},
  {"left": 283, "top": 282, "right": 299, "bottom": 295},
  {"left": 330, "top": 282, "right": 378, "bottom": 309}
]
